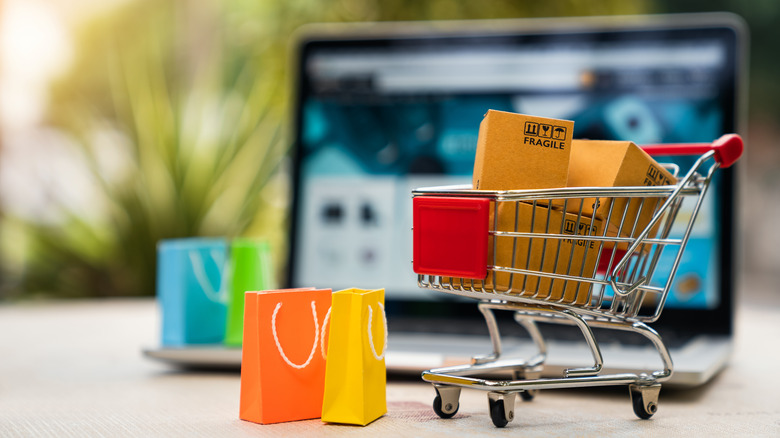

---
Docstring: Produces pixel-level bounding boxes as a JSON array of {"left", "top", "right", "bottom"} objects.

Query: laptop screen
[{"left": 289, "top": 17, "right": 743, "bottom": 334}]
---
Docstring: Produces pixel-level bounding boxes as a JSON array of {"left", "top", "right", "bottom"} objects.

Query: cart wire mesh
[{"left": 413, "top": 149, "right": 719, "bottom": 323}]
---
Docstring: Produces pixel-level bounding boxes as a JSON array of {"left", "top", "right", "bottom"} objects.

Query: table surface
[{"left": 1, "top": 274, "right": 779, "bottom": 437}]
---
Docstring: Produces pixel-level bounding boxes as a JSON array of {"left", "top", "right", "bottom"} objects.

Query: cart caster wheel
[
  {"left": 432, "top": 386, "right": 460, "bottom": 419},
  {"left": 487, "top": 392, "right": 516, "bottom": 428},
  {"left": 433, "top": 394, "right": 459, "bottom": 419},
  {"left": 513, "top": 369, "right": 541, "bottom": 402},
  {"left": 631, "top": 391, "right": 657, "bottom": 419},
  {"left": 629, "top": 383, "right": 661, "bottom": 420},
  {"left": 488, "top": 398, "right": 510, "bottom": 427}
]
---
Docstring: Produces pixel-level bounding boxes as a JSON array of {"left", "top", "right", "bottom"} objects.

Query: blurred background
[{"left": 0, "top": 0, "right": 776, "bottom": 300}]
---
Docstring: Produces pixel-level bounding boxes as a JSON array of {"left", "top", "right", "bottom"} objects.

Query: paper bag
[
  {"left": 239, "top": 287, "right": 332, "bottom": 424},
  {"left": 224, "top": 239, "right": 274, "bottom": 346},
  {"left": 321, "top": 288, "right": 387, "bottom": 426},
  {"left": 156, "top": 238, "right": 228, "bottom": 346}
]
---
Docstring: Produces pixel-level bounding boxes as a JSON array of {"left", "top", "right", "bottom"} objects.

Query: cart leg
[
  {"left": 513, "top": 314, "right": 547, "bottom": 368},
  {"left": 487, "top": 392, "right": 517, "bottom": 428},
  {"left": 559, "top": 309, "right": 604, "bottom": 377},
  {"left": 432, "top": 384, "right": 461, "bottom": 419},
  {"left": 631, "top": 322, "right": 674, "bottom": 381},
  {"left": 629, "top": 383, "right": 661, "bottom": 419},
  {"left": 472, "top": 303, "right": 503, "bottom": 364}
]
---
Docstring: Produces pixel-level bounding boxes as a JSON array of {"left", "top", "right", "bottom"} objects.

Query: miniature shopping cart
[{"left": 411, "top": 134, "right": 743, "bottom": 427}]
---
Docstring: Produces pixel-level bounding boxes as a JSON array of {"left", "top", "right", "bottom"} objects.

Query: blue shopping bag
[{"left": 157, "top": 238, "right": 229, "bottom": 346}]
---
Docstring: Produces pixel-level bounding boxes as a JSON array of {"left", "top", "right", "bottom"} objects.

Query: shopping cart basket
[{"left": 411, "top": 134, "right": 743, "bottom": 427}]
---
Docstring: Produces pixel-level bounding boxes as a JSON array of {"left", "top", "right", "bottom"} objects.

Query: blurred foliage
[{"left": 2, "top": 0, "right": 653, "bottom": 298}]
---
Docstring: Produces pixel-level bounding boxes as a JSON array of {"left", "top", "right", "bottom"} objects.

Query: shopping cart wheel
[
  {"left": 487, "top": 392, "right": 516, "bottom": 428},
  {"left": 513, "top": 369, "right": 540, "bottom": 401},
  {"left": 432, "top": 385, "right": 460, "bottom": 419},
  {"left": 629, "top": 383, "right": 661, "bottom": 420}
]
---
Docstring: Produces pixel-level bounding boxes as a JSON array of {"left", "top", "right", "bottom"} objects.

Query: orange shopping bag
[{"left": 239, "top": 287, "right": 332, "bottom": 424}]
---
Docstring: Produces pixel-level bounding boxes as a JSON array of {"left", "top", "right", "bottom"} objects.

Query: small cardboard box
[
  {"left": 564, "top": 140, "right": 677, "bottom": 243},
  {"left": 472, "top": 110, "right": 574, "bottom": 191},
  {"left": 484, "top": 201, "right": 602, "bottom": 305}
]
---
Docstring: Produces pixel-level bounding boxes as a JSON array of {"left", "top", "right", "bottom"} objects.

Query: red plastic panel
[{"left": 413, "top": 196, "right": 490, "bottom": 279}]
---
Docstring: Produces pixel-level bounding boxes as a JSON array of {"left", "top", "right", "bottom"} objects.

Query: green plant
[
  {"left": 4, "top": 1, "right": 290, "bottom": 297},
  {"left": 1, "top": 0, "right": 652, "bottom": 298}
]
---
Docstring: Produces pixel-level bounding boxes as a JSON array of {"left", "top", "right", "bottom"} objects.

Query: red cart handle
[{"left": 641, "top": 134, "right": 743, "bottom": 168}]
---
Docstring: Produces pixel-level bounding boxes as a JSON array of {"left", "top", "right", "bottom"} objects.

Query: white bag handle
[
  {"left": 188, "top": 249, "right": 228, "bottom": 304},
  {"left": 320, "top": 306, "right": 332, "bottom": 360},
  {"left": 318, "top": 301, "right": 387, "bottom": 361},
  {"left": 367, "top": 303, "right": 388, "bottom": 361},
  {"left": 271, "top": 301, "right": 319, "bottom": 369}
]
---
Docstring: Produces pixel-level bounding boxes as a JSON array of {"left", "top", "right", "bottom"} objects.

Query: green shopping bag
[{"left": 224, "top": 239, "right": 274, "bottom": 346}]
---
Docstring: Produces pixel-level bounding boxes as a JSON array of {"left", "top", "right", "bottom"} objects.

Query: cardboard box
[
  {"left": 472, "top": 110, "right": 574, "bottom": 191},
  {"left": 484, "top": 201, "right": 602, "bottom": 305},
  {"left": 563, "top": 140, "right": 677, "bottom": 244}
]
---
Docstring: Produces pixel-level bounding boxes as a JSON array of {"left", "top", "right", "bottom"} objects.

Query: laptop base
[{"left": 143, "top": 332, "right": 730, "bottom": 389}]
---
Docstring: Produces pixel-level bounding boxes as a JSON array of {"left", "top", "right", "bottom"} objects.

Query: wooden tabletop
[{"left": 1, "top": 274, "right": 778, "bottom": 437}]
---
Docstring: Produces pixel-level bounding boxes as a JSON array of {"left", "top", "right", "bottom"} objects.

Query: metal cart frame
[{"left": 411, "top": 135, "right": 742, "bottom": 427}]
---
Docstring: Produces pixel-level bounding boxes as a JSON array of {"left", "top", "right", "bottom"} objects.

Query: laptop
[
  {"left": 288, "top": 13, "right": 746, "bottom": 388},
  {"left": 144, "top": 13, "right": 745, "bottom": 388}
]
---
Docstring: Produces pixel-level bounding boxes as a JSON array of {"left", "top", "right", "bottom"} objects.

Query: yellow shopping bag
[{"left": 321, "top": 288, "right": 387, "bottom": 426}]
